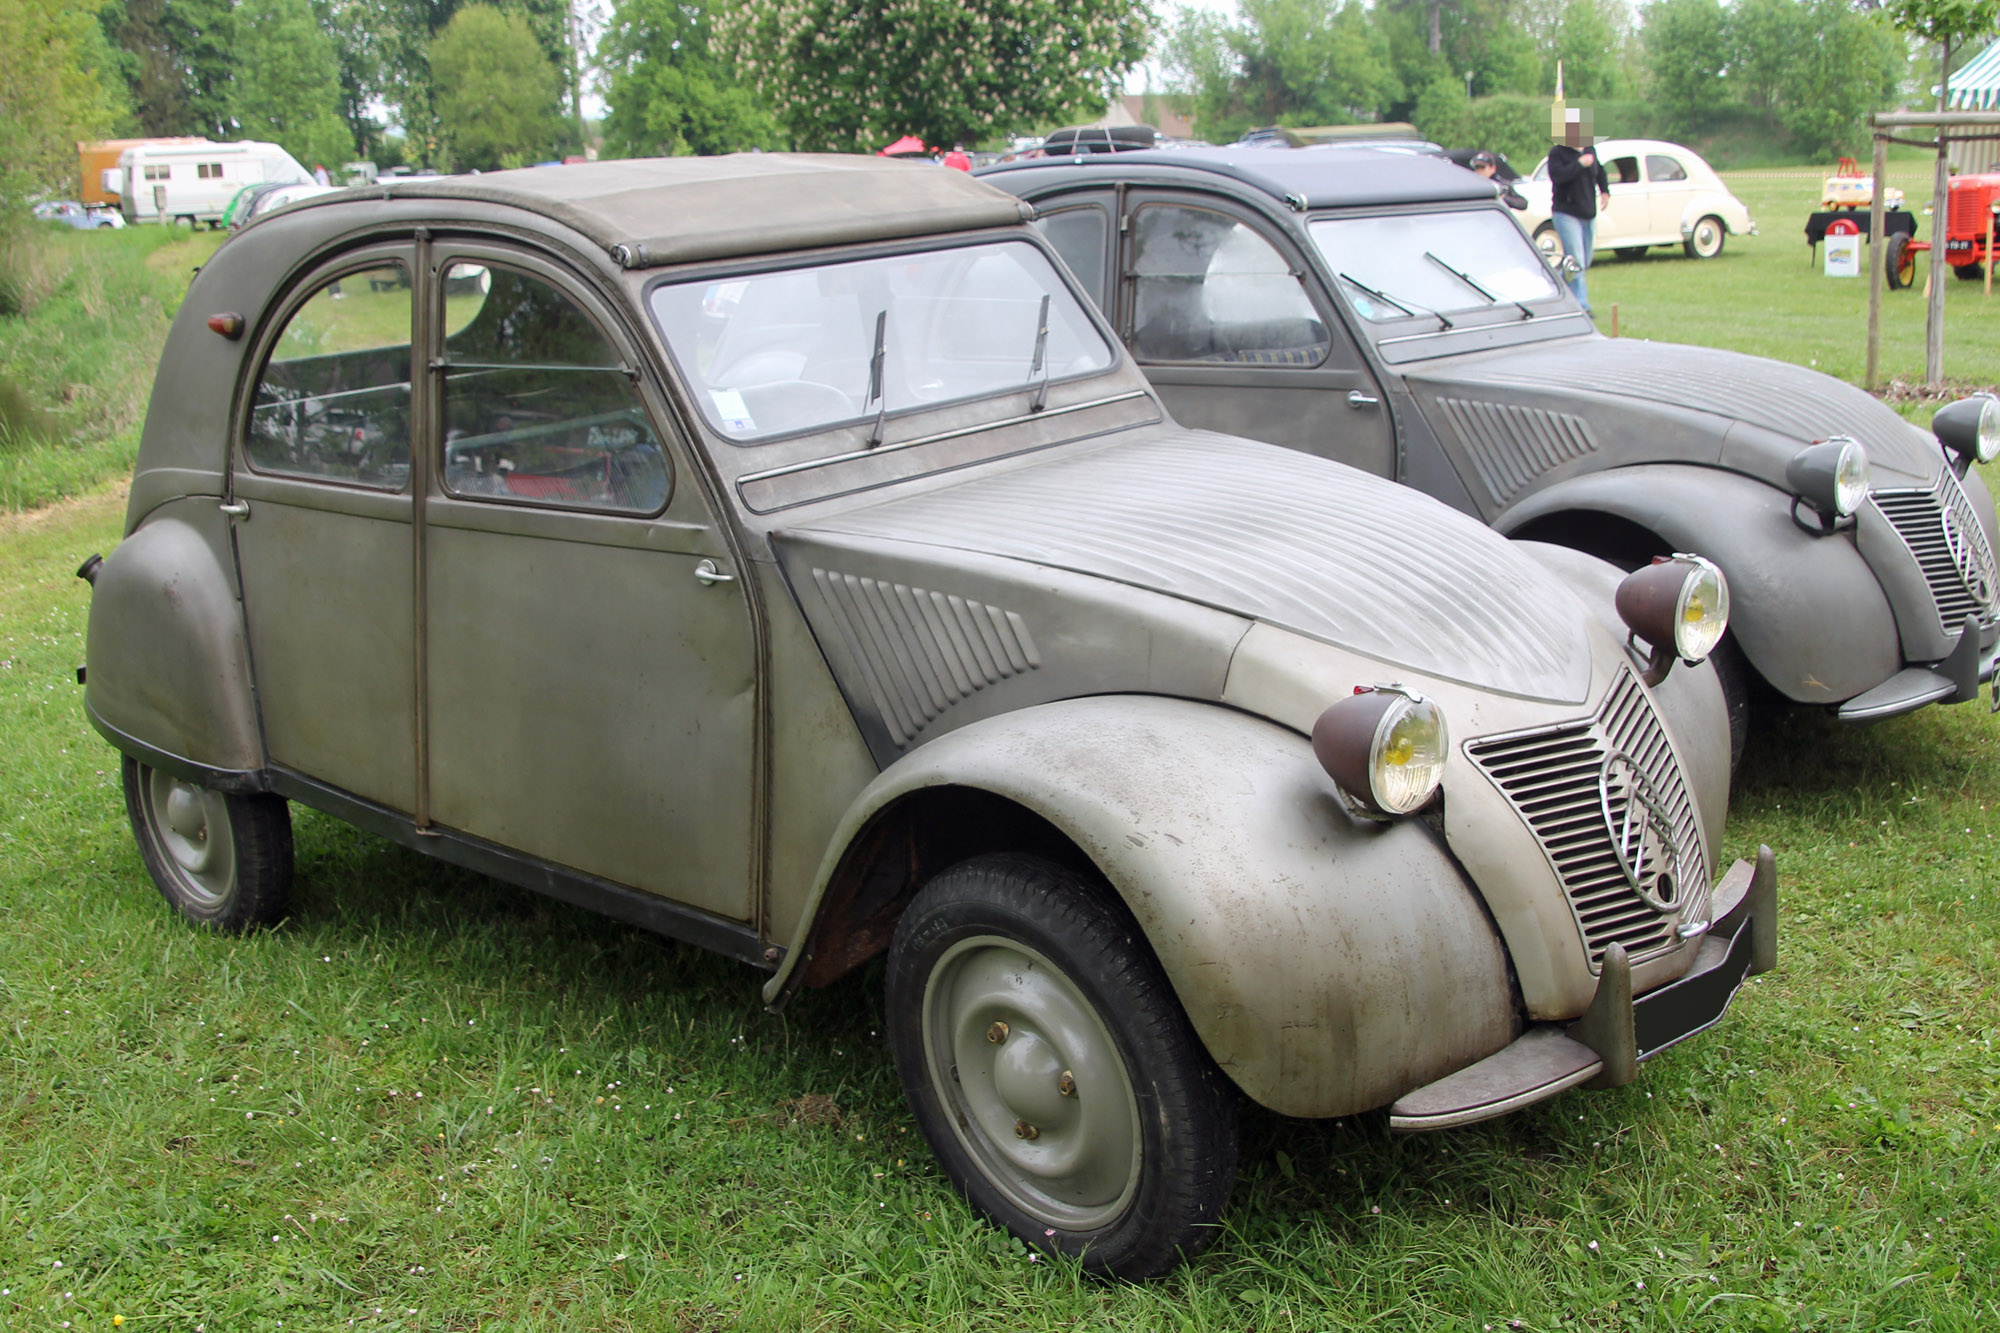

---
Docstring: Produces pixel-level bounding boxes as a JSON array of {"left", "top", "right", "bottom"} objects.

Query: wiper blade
[
  {"left": 1423, "top": 250, "right": 1532, "bottom": 319},
  {"left": 1338, "top": 272, "right": 1452, "bottom": 330},
  {"left": 1028, "top": 293, "right": 1051, "bottom": 413}
]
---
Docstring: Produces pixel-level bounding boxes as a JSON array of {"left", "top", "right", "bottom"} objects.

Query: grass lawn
[{"left": 3, "top": 186, "right": 2000, "bottom": 1328}]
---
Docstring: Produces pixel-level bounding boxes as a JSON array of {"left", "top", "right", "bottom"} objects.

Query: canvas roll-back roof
[
  {"left": 368, "top": 153, "right": 1034, "bottom": 268},
  {"left": 981, "top": 145, "right": 1497, "bottom": 209}
]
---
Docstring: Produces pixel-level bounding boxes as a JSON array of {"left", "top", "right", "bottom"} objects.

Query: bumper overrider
[{"left": 1389, "top": 846, "right": 1777, "bottom": 1132}]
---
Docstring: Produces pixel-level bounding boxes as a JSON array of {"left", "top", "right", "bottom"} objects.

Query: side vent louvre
[
  {"left": 1434, "top": 398, "right": 1598, "bottom": 507},
  {"left": 811, "top": 570, "right": 1040, "bottom": 747}
]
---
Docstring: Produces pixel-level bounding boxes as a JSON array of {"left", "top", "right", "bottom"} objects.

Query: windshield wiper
[
  {"left": 1338, "top": 272, "right": 1452, "bottom": 330},
  {"left": 865, "top": 309, "right": 889, "bottom": 447},
  {"left": 1423, "top": 251, "right": 1532, "bottom": 319},
  {"left": 1028, "top": 293, "right": 1051, "bottom": 412}
]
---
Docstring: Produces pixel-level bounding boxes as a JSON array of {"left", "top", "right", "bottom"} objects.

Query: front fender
[
  {"left": 1498, "top": 464, "right": 1900, "bottom": 703},
  {"left": 84, "top": 500, "right": 265, "bottom": 786},
  {"left": 768, "top": 695, "right": 1518, "bottom": 1119}
]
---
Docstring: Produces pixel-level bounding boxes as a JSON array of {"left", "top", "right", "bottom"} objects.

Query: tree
[
  {"left": 430, "top": 3, "right": 563, "bottom": 169},
  {"left": 1, "top": 0, "right": 124, "bottom": 207},
  {"left": 234, "top": 0, "right": 355, "bottom": 168},
  {"left": 719, "top": 0, "right": 1152, "bottom": 152},
  {"left": 100, "top": 0, "right": 233, "bottom": 136},
  {"left": 1164, "top": 0, "right": 1399, "bottom": 141},
  {"left": 1641, "top": 0, "right": 1731, "bottom": 131},
  {"left": 598, "top": 0, "right": 783, "bottom": 156}
]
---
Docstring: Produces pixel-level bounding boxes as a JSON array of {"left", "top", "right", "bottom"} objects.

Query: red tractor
[{"left": 1886, "top": 172, "right": 2000, "bottom": 289}]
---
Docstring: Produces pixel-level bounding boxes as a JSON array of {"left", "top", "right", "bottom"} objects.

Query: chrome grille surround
[
  {"left": 1465, "top": 666, "right": 1709, "bottom": 972},
  {"left": 1873, "top": 468, "right": 1999, "bottom": 636}
]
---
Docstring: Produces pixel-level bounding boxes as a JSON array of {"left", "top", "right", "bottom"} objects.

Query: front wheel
[
  {"left": 1533, "top": 223, "right": 1561, "bottom": 261},
  {"left": 123, "top": 756, "right": 293, "bottom": 931},
  {"left": 1885, "top": 233, "right": 1915, "bottom": 289},
  {"left": 1684, "top": 215, "right": 1726, "bottom": 259},
  {"left": 885, "top": 854, "right": 1238, "bottom": 1279}
]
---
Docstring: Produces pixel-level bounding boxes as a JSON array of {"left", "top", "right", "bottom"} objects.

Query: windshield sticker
[{"left": 710, "top": 388, "right": 756, "bottom": 434}]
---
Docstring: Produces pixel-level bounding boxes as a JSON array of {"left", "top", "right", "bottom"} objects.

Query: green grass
[
  {"left": 0, "top": 225, "right": 224, "bottom": 512},
  {"left": 4, "top": 180, "right": 2000, "bottom": 1328}
]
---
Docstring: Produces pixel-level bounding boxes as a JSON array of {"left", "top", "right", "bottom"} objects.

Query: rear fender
[
  {"left": 766, "top": 694, "right": 1518, "bottom": 1119},
  {"left": 84, "top": 500, "right": 265, "bottom": 787},
  {"left": 1499, "top": 465, "right": 1900, "bottom": 703}
]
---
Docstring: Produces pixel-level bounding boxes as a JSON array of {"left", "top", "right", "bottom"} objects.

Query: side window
[
  {"left": 1127, "top": 205, "right": 1327, "bottom": 365},
  {"left": 439, "top": 262, "right": 670, "bottom": 514},
  {"left": 1646, "top": 154, "right": 1687, "bottom": 183},
  {"left": 1611, "top": 156, "right": 1641, "bottom": 185},
  {"left": 246, "top": 264, "right": 413, "bottom": 489},
  {"left": 1034, "top": 206, "right": 1110, "bottom": 308}
]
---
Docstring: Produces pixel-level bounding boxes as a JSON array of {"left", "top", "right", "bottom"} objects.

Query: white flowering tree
[{"left": 718, "top": 0, "right": 1152, "bottom": 151}]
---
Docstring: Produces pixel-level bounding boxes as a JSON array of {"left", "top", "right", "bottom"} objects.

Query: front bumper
[
  {"left": 1836, "top": 613, "right": 1999, "bottom": 722},
  {"left": 1388, "top": 846, "right": 1776, "bottom": 1132}
]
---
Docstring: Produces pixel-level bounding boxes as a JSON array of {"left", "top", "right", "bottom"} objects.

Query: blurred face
[{"left": 1474, "top": 162, "right": 1496, "bottom": 178}]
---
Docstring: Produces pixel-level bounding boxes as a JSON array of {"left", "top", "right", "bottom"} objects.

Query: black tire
[
  {"left": 1615, "top": 246, "right": 1648, "bottom": 261},
  {"left": 1683, "top": 215, "right": 1726, "bottom": 259},
  {"left": 1953, "top": 262, "right": 1984, "bottom": 282},
  {"left": 1885, "top": 233, "right": 1913, "bottom": 290},
  {"left": 123, "top": 755, "right": 293, "bottom": 931},
  {"left": 885, "top": 853, "right": 1238, "bottom": 1279},
  {"left": 1708, "top": 637, "right": 1752, "bottom": 774}
]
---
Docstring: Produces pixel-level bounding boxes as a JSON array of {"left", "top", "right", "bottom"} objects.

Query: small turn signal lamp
[
  {"left": 1786, "top": 436, "right": 1868, "bottom": 533},
  {"left": 206, "top": 312, "right": 245, "bottom": 340},
  {"left": 1616, "top": 554, "right": 1730, "bottom": 685},
  {"left": 1933, "top": 393, "right": 2000, "bottom": 468},
  {"left": 1312, "top": 684, "right": 1449, "bottom": 818}
]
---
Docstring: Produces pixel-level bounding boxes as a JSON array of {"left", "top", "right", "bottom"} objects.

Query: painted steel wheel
[
  {"left": 1886, "top": 233, "right": 1915, "bottom": 290},
  {"left": 885, "top": 854, "right": 1237, "bottom": 1279},
  {"left": 123, "top": 756, "right": 293, "bottom": 931},
  {"left": 1684, "top": 215, "right": 1726, "bottom": 259}
]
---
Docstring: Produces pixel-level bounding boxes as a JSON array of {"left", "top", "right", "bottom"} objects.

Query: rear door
[
  {"left": 1117, "top": 194, "right": 1395, "bottom": 477},
  {"left": 1644, "top": 153, "right": 1696, "bottom": 240}
]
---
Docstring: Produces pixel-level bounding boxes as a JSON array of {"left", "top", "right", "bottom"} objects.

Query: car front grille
[
  {"left": 1873, "top": 470, "right": 1998, "bottom": 637},
  {"left": 1465, "top": 666, "right": 1707, "bottom": 971}
]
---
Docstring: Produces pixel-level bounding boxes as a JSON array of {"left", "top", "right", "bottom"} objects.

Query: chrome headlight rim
[
  {"left": 1615, "top": 553, "right": 1733, "bottom": 679},
  {"left": 1785, "top": 435, "right": 1871, "bottom": 525},
  {"left": 1934, "top": 393, "right": 2000, "bottom": 466},
  {"left": 1668, "top": 553, "right": 1730, "bottom": 663},
  {"left": 1311, "top": 684, "right": 1450, "bottom": 819}
]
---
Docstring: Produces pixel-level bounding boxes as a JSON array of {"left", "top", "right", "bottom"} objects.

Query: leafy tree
[
  {"left": 430, "top": 3, "right": 563, "bottom": 169},
  {"left": 1, "top": 0, "right": 125, "bottom": 207},
  {"left": 234, "top": 0, "right": 355, "bottom": 168},
  {"left": 1767, "top": 0, "right": 1900, "bottom": 156},
  {"left": 719, "top": 0, "right": 1152, "bottom": 152},
  {"left": 100, "top": 0, "right": 233, "bottom": 136},
  {"left": 598, "top": 0, "right": 783, "bottom": 156},
  {"left": 1165, "top": 0, "right": 1399, "bottom": 140},
  {"left": 1640, "top": 0, "right": 1731, "bottom": 131}
]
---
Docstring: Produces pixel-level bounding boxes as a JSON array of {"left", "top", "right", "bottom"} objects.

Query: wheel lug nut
[
  {"left": 1057, "top": 1071, "right": 1076, "bottom": 1097},
  {"left": 985, "top": 1021, "right": 1009, "bottom": 1044},
  {"left": 1014, "top": 1120, "right": 1039, "bottom": 1140}
]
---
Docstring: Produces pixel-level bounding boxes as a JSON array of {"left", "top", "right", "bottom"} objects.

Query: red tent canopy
[{"left": 878, "top": 135, "right": 931, "bottom": 158}]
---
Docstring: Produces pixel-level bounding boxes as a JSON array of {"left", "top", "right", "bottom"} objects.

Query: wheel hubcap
[
  {"left": 145, "top": 768, "right": 235, "bottom": 908},
  {"left": 923, "top": 935, "right": 1142, "bottom": 1231}
]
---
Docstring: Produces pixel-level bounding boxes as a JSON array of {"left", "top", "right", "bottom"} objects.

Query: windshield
[
  {"left": 1310, "top": 210, "right": 1562, "bottom": 323},
  {"left": 649, "top": 240, "right": 1114, "bottom": 443}
]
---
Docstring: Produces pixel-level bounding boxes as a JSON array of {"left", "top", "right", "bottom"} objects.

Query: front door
[
  {"left": 1119, "top": 197, "right": 1396, "bottom": 477},
  {"left": 1600, "top": 152, "right": 1646, "bottom": 246},
  {"left": 418, "top": 248, "right": 759, "bottom": 921}
]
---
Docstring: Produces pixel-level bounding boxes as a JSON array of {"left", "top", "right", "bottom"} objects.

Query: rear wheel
[
  {"left": 1885, "top": 233, "right": 1915, "bottom": 290},
  {"left": 1953, "top": 262, "right": 1985, "bottom": 282},
  {"left": 1684, "top": 216, "right": 1726, "bottom": 259},
  {"left": 1708, "top": 638, "right": 1752, "bottom": 774},
  {"left": 1615, "top": 246, "right": 1648, "bottom": 261},
  {"left": 123, "top": 756, "right": 293, "bottom": 931},
  {"left": 885, "top": 853, "right": 1237, "bottom": 1279}
]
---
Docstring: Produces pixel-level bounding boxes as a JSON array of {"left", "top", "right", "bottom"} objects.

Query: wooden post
[
  {"left": 1609, "top": 303, "right": 1619, "bottom": 338},
  {"left": 1925, "top": 40, "right": 1953, "bottom": 387},
  {"left": 1866, "top": 124, "right": 1887, "bottom": 390}
]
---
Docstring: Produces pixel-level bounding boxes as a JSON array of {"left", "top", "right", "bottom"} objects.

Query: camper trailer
[{"left": 105, "top": 140, "right": 312, "bottom": 226}]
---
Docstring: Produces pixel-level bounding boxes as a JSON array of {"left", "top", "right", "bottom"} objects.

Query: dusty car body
[
  {"left": 1516, "top": 138, "right": 1757, "bottom": 260},
  {"left": 81, "top": 155, "right": 1772, "bottom": 1278},
  {"left": 981, "top": 147, "right": 2000, "bottom": 755}
]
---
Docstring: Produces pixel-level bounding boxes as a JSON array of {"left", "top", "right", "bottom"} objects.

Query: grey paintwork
[
  {"left": 981, "top": 147, "right": 2000, "bottom": 716},
  {"left": 85, "top": 155, "right": 1754, "bottom": 1125}
]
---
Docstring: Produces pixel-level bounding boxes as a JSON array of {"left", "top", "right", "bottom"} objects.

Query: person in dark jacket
[
  {"left": 1470, "top": 150, "right": 1527, "bottom": 210},
  {"left": 1545, "top": 109, "right": 1611, "bottom": 310}
]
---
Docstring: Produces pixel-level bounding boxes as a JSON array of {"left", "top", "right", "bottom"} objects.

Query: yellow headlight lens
[{"left": 1370, "top": 695, "right": 1448, "bottom": 815}]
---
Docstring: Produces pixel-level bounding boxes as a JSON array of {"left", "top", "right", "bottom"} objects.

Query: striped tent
[{"left": 1947, "top": 40, "right": 2000, "bottom": 110}]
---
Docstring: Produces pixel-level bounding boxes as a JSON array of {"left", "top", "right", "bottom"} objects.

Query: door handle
[
  {"left": 219, "top": 500, "right": 250, "bottom": 518},
  {"left": 1346, "top": 391, "right": 1381, "bottom": 409},
  {"left": 693, "top": 558, "right": 735, "bottom": 586}
]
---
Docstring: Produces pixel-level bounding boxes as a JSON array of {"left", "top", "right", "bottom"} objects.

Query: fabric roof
[
  {"left": 1947, "top": 41, "right": 2000, "bottom": 109},
  {"left": 981, "top": 145, "right": 1495, "bottom": 209},
  {"left": 373, "top": 153, "right": 1031, "bottom": 268}
]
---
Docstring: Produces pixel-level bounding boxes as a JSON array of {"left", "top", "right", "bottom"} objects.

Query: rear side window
[
  {"left": 246, "top": 264, "right": 413, "bottom": 489},
  {"left": 1127, "top": 205, "right": 1327, "bottom": 365},
  {"left": 1035, "top": 207, "right": 1110, "bottom": 307},
  {"left": 1646, "top": 154, "right": 1688, "bottom": 183},
  {"left": 438, "top": 263, "right": 670, "bottom": 514}
]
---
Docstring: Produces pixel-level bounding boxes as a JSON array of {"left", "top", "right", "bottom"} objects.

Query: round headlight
[
  {"left": 1311, "top": 686, "right": 1449, "bottom": 817},
  {"left": 1785, "top": 436, "right": 1870, "bottom": 519},
  {"left": 1933, "top": 393, "right": 2000, "bottom": 465},
  {"left": 1616, "top": 554, "right": 1731, "bottom": 665}
]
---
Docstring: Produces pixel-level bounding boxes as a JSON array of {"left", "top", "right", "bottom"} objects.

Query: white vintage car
[{"left": 1518, "top": 138, "right": 1756, "bottom": 261}]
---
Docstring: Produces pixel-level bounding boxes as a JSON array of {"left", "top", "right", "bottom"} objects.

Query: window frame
[{"left": 237, "top": 250, "right": 419, "bottom": 494}]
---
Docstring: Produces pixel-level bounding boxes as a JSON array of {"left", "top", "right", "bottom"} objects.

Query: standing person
[
  {"left": 313, "top": 163, "right": 332, "bottom": 186},
  {"left": 1545, "top": 109, "right": 1610, "bottom": 311}
]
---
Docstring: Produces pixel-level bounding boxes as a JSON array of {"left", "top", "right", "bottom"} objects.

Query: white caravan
[{"left": 104, "top": 140, "right": 312, "bottom": 226}]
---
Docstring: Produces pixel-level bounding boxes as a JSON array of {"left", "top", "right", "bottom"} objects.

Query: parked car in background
[
  {"left": 982, "top": 146, "right": 1998, "bottom": 760},
  {"left": 80, "top": 154, "right": 1770, "bottom": 1279},
  {"left": 1515, "top": 138, "right": 1756, "bottom": 260},
  {"left": 105, "top": 139, "right": 312, "bottom": 227},
  {"left": 234, "top": 182, "right": 342, "bottom": 229},
  {"left": 31, "top": 199, "right": 125, "bottom": 230}
]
